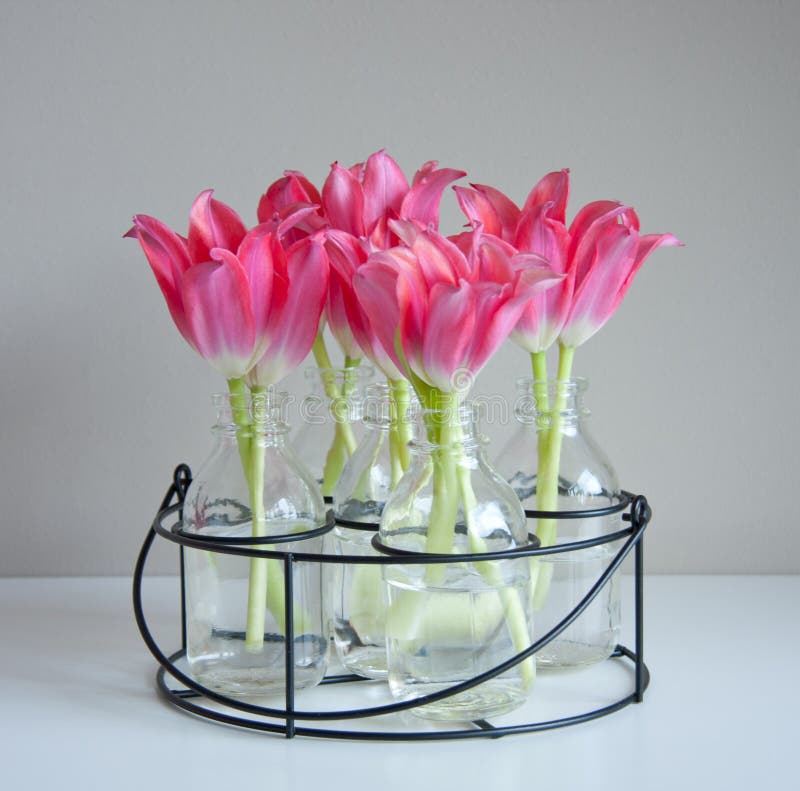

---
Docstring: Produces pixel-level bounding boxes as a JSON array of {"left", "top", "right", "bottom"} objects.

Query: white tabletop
[{"left": 1, "top": 574, "right": 796, "bottom": 790}]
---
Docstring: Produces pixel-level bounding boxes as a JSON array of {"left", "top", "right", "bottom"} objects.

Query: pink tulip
[
  {"left": 321, "top": 150, "right": 466, "bottom": 250},
  {"left": 125, "top": 190, "right": 247, "bottom": 354},
  {"left": 256, "top": 170, "right": 326, "bottom": 246},
  {"left": 127, "top": 191, "right": 329, "bottom": 382},
  {"left": 456, "top": 170, "right": 572, "bottom": 353},
  {"left": 318, "top": 151, "right": 466, "bottom": 363},
  {"left": 558, "top": 202, "right": 682, "bottom": 347},
  {"left": 353, "top": 223, "right": 562, "bottom": 392}
]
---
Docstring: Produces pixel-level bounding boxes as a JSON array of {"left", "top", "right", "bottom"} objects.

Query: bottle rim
[
  {"left": 515, "top": 376, "right": 589, "bottom": 394},
  {"left": 304, "top": 363, "right": 375, "bottom": 381}
]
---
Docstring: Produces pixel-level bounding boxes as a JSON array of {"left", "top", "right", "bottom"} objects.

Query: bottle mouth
[
  {"left": 305, "top": 363, "right": 375, "bottom": 384},
  {"left": 410, "top": 401, "right": 487, "bottom": 452},
  {"left": 362, "top": 382, "right": 419, "bottom": 425},
  {"left": 515, "top": 376, "right": 588, "bottom": 395},
  {"left": 513, "top": 377, "right": 590, "bottom": 425}
]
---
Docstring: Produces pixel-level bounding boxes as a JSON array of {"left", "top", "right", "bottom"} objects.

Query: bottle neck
[
  {"left": 361, "top": 381, "right": 417, "bottom": 432},
  {"left": 410, "top": 403, "right": 485, "bottom": 458},
  {"left": 305, "top": 365, "right": 373, "bottom": 399},
  {"left": 211, "top": 390, "right": 291, "bottom": 446},
  {"left": 514, "top": 377, "right": 590, "bottom": 428},
  {"left": 304, "top": 365, "right": 374, "bottom": 423}
]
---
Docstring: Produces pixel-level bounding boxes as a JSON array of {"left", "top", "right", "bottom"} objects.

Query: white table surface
[{"left": 1, "top": 574, "right": 797, "bottom": 791}]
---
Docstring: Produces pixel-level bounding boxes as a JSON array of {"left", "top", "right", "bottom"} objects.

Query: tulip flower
[
  {"left": 456, "top": 170, "right": 573, "bottom": 360},
  {"left": 353, "top": 222, "right": 562, "bottom": 397},
  {"left": 126, "top": 190, "right": 247, "bottom": 372},
  {"left": 322, "top": 150, "right": 466, "bottom": 252},
  {"left": 126, "top": 192, "right": 326, "bottom": 384},
  {"left": 319, "top": 150, "right": 466, "bottom": 366},
  {"left": 558, "top": 201, "right": 682, "bottom": 350}
]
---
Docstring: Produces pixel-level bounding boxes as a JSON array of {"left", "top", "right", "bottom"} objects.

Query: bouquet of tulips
[{"left": 127, "top": 150, "right": 679, "bottom": 711}]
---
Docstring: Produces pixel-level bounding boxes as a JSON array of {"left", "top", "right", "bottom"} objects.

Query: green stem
[
  {"left": 239, "top": 386, "right": 313, "bottom": 647},
  {"left": 387, "top": 378, "right": 412, "bottom": 487},
  {"left": 322, "top": 422, "right": 349, "bottom": 496},
  {"left": 312, "top": 333, "right": 358, "bottom": 494},
  {"left": 388, "top": 421, "right": 404, "bottom": 488},
  {"left": 311, "top": 331, "right": 335, "bottom": 371},
  {"left": 423, "top": 391, "right": 460, "bottom": 558},
  {"left": 529, "top": 353, "right": 549, "bottom": 605},
  {"left": 390, "top": 379, "right": 412, "bottom": 472},
  {"left": 531, "top": 352, "right": 550, "bottom": 413},
  {"left": 340, "top": 356, "right": 360, "bottom": 456},
  {"left": 244, "top": 385, "right": 268, "bottom": 652},
  {"left": 534, "top": 345, "right": 575, "bottom": 608},
  {"left": 227, "top": 377, "right": 251, "bottom": 473}
]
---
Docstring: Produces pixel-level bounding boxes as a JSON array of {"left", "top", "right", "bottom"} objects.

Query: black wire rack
[{"left": 133, "top": 463, "right": 652, "bottom": 741}]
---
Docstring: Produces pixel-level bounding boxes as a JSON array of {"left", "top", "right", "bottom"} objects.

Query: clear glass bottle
[
  {"left": 293, "top": 365, "right": 374, "bottom": 497},
  {"left": 495, "top": 377, "right": 621, "bottom": 669},
  {"left": 379, "top": 402, "right": 535, "bottom": 721},
  {"left": 182, "top": 390, "right": 329, "bottom": 696},
  {"left": 330, "top": 381, "right": 415, "bottom": 679}
]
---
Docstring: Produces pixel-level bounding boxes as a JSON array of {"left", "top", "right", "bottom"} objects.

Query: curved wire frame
[{"left": 133, "top": 464, "right": 651, "bottom": 740}]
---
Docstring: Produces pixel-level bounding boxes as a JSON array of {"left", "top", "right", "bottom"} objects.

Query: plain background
[{"left": 1, "top": 0, "right": 797, "bottom": 577}]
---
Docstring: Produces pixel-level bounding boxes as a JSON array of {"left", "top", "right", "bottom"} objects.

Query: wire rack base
[{"left": 133, "top": 464, "right": 652, "bottom": 741}]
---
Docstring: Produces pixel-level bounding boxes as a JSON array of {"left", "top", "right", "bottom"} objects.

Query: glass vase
[
  {"left": 379, "top": 400, "right": 535, "bottom": 721},
  {"left": 495, "top": 377, "right": 621, "bottom": 669},
  {"left": 182, "top": 390, "right": 328, "bottom": 696},
  {"left": 330, "top": 381, "right": 415, "bottom": 679},
  {"left": 293, "top": 365, "right": 374, "bottom": 497}
]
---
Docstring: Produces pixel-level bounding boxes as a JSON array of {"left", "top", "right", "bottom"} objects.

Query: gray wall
[{"left": 1, "top": 0, "right": 797, "bottom": 576}]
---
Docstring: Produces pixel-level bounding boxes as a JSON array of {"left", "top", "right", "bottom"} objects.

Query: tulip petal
[
  {"left": 322, "top": 163, "right": 365, "bottom": 237},
  {"left": 392, "top": 222, "right": 471, "bottom": 286},
  {"left": 400, "top": 164, "right": 466, "bottom": 229},
  {"left": 469, "top": 184, "right": 520, "bottom": 242},
  {"left": 422, "top": 280, "right": 476, "bottom": 391},
  {"left": 623, "top": 233, "right": 683, "bottom": 295},
  {"left": 327, "top": 265, "right": 361, "bottom": 359},
  {"left": 183, "top": 251, "right": 256, "bottom": 378},
  {"left": 235, "top": 227, "right": 275, "bottom": 348},
  {"left": 515, "top": 205, "right": 570, "bottom": 274},
  {"left": 127, "top": 215, "right": 193, "bottom": 346},
  {"left": 257, "top": 170, "right": 321, "bottom": 223},
  {"left": 188, "top": 190, "right": 247, "bottom": 263},
  {"left": 568, "top": 200, "right": 628, "bottom": 288},
  {"left": 362, "top": 150, "right": 410, "bottom": 232},
  {"left": 250, "top": 237, "right": 329, "bottom": 385},
  {"left": 521, "top": 169, "right": 570, "bottom": 223},
  {"left": 324, "top": 231, "right": 390, "bottom": 367},
  {"left": 464, "top": 282, "right": 521, "bottom": 376},
  {"left": 472, "top": 232, "right": 519, "bottom": 283},
  {"left": 560, "top": 225, "right": 638, "bottom": 347},
  {"left": 454, "top": 186, "right": 503, "bottom": 237},
  {"left": 353, "top": 260, "right": 406, "bottom": 376},
  {"left": 512, "top": 272, "right": 573, "bottom": 353},
  {"left": 275, "top": 203, "right": 326, "bottom": 240}
]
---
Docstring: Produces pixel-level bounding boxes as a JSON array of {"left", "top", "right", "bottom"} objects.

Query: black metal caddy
[{"left": 133, "top": 463, "right": 652, "bottom": 741}]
